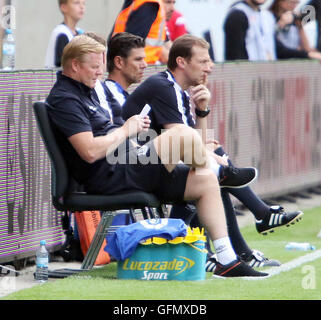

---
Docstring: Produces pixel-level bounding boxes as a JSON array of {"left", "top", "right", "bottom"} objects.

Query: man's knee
[
  {"left": 194, "top": 170, "right": 220, "bottom": 192},
  {"left": 168, "top": 124, "right": 196, "bottom": 138},
  {"left": 185, "top": 169, "right": 220, "bottom": 200},
  {"left": 202, "top": 170, "right": 220, "bottom": 188},
  {"left": 172, "top": 125, "right": 203, "bottom": 149}
]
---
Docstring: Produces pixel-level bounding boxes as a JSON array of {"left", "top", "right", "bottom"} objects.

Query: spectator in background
[
  {"left": 110, "top": 0, "right": 170, "bottom": 65},
  {"left": 165, "top": 0, "right": 188, "bottom": 41},
  {"left": 270, "top": 0, "right": 314, "bottom": 52},
  {"left": 224, "top": 0, "right": 276, "bottom": 61},
  {"left": 45, "top": 0, "right": 85, "bottom": 68},
  {"left": 167, "top": 10, "right": 188, "bottom": 41},
  {"left": 223, "top": 0, "right": 321, "bottom": 61}
]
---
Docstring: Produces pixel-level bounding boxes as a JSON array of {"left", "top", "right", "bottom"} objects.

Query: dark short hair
[
  {"left": 168, "top": 34, "right": 209, "bottom": 70},
  {"left": 269, "top": 0, "right": 286, "bottom": 15},
  {"left": 107, "top": 32, "right": 145, "bottom": 72}
]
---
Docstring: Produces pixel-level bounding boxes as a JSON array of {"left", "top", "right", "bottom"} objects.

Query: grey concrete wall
[{"left": 12, "top": 0, "right": 122, "bottom": 69}]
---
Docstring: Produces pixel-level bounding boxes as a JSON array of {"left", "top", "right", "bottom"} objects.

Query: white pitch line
[{"left": 264, "top": 249, "right": 321, "bottom": 277}]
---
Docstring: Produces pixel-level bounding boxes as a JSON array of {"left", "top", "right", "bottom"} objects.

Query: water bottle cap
[
  {"left": 40, "top": 240, "right": 46, "bottom": 245},
  {"left": 5, "top": 29, "right": 12, "bottom": 34}
]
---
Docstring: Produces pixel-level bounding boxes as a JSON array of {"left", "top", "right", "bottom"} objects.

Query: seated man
[
  {"left": 46, "top": 35, "right": 267, "bottom": 278},
  {"left": 122, "top": 34, "right": 304, "bottom": 268}
]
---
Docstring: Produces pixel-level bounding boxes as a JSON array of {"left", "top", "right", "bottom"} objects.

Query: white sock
[
  {"left": 213, "top": 237, "right": 237, "bottom": 265},
  {"left": 209, "top": 157, "right": 221, "bottom": 177}
]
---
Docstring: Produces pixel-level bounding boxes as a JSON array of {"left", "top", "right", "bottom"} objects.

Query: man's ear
[
  {"left": 176, "top": 56, "right": 186, "bottom": 69},
  {"left": 71, "top": 58, "right": 80, "bottom": 73},
  {"left": 60, "top": 4, "right": 68, "bottom": 15},
  {"left": 114, "top": 56, "right": 124, "bottom": 70}
]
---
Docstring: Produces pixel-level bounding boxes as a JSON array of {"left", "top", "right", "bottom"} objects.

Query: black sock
[
  {"left": 221, "top": 190, "right": 252, "bottom": 257},
  {"left": 214, "top": 146, "right": 271, "bottom": 220},
  {"left": 228, "top": 187, "right": 270, "bottom": 220}
]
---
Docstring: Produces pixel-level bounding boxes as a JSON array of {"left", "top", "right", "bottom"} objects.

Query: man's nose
[
  {"left": 207, "top": 61, "right": 215, "bottom": 72},
  {"left": 141, "top": 60, "right": 148, "bottom": 69}
]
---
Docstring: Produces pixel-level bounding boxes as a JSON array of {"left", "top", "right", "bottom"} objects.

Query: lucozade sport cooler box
[{"left": 117, "top": 228, "right": 207, "bottom": 281}]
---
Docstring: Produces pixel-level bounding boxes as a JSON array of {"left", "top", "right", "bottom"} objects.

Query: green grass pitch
[{"left": 2, "top": 206, "right": 321, "bottom": 300}]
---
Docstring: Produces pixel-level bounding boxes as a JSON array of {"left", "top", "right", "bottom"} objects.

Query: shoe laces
[
  {"left": 270, "top": 205, "right": 284, "bottom": 214},
  {"left": 251, "top": 249, "right": 267, "bottom": 262},
  {"left": 227, "top": 165, "right": 239, "bottom": 175}
]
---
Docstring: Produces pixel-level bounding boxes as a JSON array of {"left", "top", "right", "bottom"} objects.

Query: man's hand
[
  {"left": 190, "top": 84, "right": 211, "bottom": 111},
  {"left": 278, "top": 11, "right": 294, "bottom": 29},
  {"left": 206, "top": 139, "right": 221, "bottom": 152},
  {"left": 212, "top": 152, "right": 229, "bottom": 166},
  {"left": 123, "top": 115, "right": 151, "bottom": 137},
  {"left": 308, "top": 51, "right": 321, "bottom": 62}
]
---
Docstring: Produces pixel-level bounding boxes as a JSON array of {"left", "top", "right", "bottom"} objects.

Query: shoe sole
[
  {"left": 220, "top": 168, "right": 258, "bottom": 189},
  {"left": 259, "top": 211, "right": 304, "bottom": 235},
  {"left": 212, "top": 273, "right": 269, "bottom": 280}
]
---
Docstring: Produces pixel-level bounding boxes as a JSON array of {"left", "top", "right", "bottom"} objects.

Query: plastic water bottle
[
  {"left": 2, "top": 28, "right": 15, "bottom": 70},
  {"left": 35, "top": 240, "right": 49, "bottom": 282},
  {"left": 285, "top": 242, "right": 316, "bottom": 251}
]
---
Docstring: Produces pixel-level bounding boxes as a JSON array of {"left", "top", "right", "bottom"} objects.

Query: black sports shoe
[
  {"left": 241, "top": 250, "right": 281, "bottom": 268},
  {"left": 213, "top": 257, "right": 269, "bottom": 278},
  {"left": 219, "top": 165, "right": 258, "bottom": 189},
  {"left": 256, "top": 206, "right": 304, "bottom": 235}
]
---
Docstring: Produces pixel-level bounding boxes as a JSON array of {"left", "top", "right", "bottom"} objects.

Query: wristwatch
[{"left": 195, "top": 107, "right": 210, "bottom": 118}]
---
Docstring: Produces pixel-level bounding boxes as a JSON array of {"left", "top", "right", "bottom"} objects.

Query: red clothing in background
[{"left": 166, "top": 10, "right": 187, "bottom": 41}]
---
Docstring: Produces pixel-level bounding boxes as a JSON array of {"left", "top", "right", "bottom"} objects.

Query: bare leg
[
  {"left": 183, "top": 168, "right": 228, "bottom": 240},
  {"left": 152, "top": 124, "right": 227, "bottom": 240},
  {"left": 151, "top": 125, "right": 268, "bottom": 276}
]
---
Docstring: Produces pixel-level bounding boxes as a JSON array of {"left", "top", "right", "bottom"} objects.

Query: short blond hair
[{"left": 61, "top": 35, "right": 106, "bottom": 68}]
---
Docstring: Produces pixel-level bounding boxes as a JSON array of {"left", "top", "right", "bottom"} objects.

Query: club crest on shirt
[
  {"left": 140, "top": 218, "right": 169, "bottom": 229},
  {"left": 88, "top": 105, "right": 97, "bottom": 112}
]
